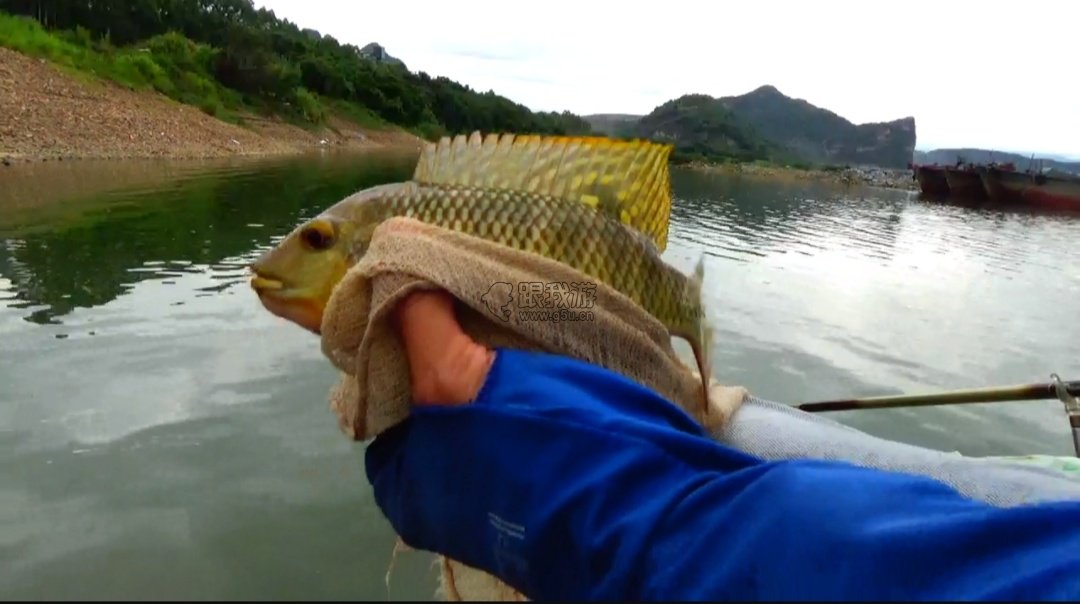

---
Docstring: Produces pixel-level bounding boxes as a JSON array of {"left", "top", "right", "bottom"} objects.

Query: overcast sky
[{"left": 254, "top": 0, "right": 1079, "bottom": 158}]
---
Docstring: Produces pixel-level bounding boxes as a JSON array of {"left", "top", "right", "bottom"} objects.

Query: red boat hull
[
  {"left": 944, "top": 167, "right": 987, "bottom": 200},
  {"left": 914, "top": 165, "right": 950, "bottom": 196},
  {"left": 978, "top": 167, "right": 1022, "bottom": 203},
  {"left": 987, "top": 170, "right": 1080, "bottom": 211}
]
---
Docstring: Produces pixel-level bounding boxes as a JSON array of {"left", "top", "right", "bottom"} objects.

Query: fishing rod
[{"left": 798, "top": 374, "right": 1080, "bottom": 456}]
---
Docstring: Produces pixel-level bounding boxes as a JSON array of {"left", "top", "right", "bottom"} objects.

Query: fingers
[
  {"left": 394, "top": 289, "right": 496, "bottom": 406},
  {"left": 395, "top": 289, "right": 457, "bottom": 351}
]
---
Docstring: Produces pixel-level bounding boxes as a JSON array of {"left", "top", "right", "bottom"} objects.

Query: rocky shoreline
[
  {"left": 683, "top": 160, "right": 919, "bottom": 192},
  {"left": 0, "top": 47, "right": 423, "bottom": 165}
]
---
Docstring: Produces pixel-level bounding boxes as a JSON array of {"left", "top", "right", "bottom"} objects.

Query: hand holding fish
[
  {"left": 251, "top": 133, "right": 714, "bottom": 416},
  {"left": 250, "top": 132, "right": 1080, "bottom": 600},
  {"left": 366, "top": 338, "right": 1080, "bottom": 601},
  {"left": 393, "top": 289, "right": 494, "bottom": 407}
]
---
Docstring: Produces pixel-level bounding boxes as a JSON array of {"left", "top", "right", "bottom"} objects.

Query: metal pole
[
  {"left": 798, "top": 379, "right": 1080, "bottom": 413},
  {"left": 798, "top": 376, "right": 1080, "bottom": 457},
  {"left": 1051, "top": 375, "right": 1080, "bottom": 457}
]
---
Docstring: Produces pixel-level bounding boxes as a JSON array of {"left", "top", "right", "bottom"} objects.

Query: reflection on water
[
  {"left": 663, "top": 169, "right": 1080, "bottom": 458},
  {"left": 0, "top": 151, "right": 417, "bottom": 325},
  {"left": 1, "top": 155, "right": 1079, "bottom": 599}
]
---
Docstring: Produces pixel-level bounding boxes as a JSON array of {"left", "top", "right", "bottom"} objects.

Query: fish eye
[{"left": 300, "top": 220, "right": 336, "bottom": 251}]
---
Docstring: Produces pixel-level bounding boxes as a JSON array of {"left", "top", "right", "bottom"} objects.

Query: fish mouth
[
  {"left": 250, "top": 275, "right": 285, "bottom": 292},
  {"left": 249, "top": 270, "right": 324, "bottom": 334}
]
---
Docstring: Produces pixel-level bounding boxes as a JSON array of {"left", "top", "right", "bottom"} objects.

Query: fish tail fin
[{"left": 687, "top": 254, "right": 713, "bottom": 419}]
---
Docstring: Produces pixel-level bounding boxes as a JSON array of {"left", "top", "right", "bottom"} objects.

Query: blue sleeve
[{"left": 365, "top": 348, "right": 1080, "bottom": 601}]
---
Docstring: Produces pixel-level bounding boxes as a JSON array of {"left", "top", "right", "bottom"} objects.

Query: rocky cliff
[{"left": 358, "top": 42, "right": 406, "bottom": 69}]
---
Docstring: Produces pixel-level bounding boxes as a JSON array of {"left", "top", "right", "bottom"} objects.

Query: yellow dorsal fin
[{"left": 411, "top": 132, "right": 674, "bottom": 251}]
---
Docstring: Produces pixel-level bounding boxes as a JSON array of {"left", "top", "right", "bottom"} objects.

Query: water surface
[{"left": 2, "top": 154, "right": 1079, "bottom": 599}]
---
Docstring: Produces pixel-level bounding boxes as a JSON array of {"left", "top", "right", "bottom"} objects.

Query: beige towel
[{"left": 320, "top": 217, "right": 749, "bottom": 600}]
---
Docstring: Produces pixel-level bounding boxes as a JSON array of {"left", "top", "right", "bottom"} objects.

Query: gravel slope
[{"left": 0, "top": 47, "right": 423, "bottom": 163}]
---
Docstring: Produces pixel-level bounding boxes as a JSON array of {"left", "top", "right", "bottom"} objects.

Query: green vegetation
[
  {"left": 0, "top": 2, "right": 915, "bottom": 167},
  {"left": 630, "top": 95, "right": 850, "bottom": 171},
  {"left": 0, "top": 13, "right": 244, "bottom": 120},
  {"left": 719, "top": 85, "right": 916, "bottom": 169},
  {"left": 0, "top": 0, "right": 594, "bottom": 137},
  {"left": 593, "top": 85, "right": 917, "bottom": 170},
  {"left": 629, "top": 94, "right": 784, "bottom": 165}
]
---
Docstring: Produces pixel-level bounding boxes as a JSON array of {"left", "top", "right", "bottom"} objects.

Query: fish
[{"left": 250, "top": 132, "right": 713, "bottom": 414}]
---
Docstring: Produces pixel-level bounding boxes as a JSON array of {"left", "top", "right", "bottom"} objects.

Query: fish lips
[
  {"left": 250, "top": 275, "right": 284, "bottom": 292},
  {"left": 250, "top": 275, "right": 324, "bottom": 335}
]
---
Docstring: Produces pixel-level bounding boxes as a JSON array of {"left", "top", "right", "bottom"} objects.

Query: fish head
[
  {"left": 249, "top": 213, "right": 351, "bottom": 334},
  {"left": 249, "top": 183, "right": 407, "bottom": 334}
]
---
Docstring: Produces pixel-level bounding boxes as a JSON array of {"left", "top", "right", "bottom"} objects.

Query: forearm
[
  {"left": 638, "top": 457, "right": 1080, "bottom": 600},
  {"left": 366, "top": 349, "right": 1080, "bottom": 600}
]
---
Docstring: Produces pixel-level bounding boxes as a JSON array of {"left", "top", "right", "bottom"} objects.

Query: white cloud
[{"left": 254, "top": 0, "right": 1080, "bottom": 157}]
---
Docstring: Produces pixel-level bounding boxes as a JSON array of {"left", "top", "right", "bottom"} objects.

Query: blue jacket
[{"left": 365, "top": 348, "right": 1080, "bottom": 600}]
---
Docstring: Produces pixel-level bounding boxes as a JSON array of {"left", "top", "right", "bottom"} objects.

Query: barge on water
[
  {"left": 943, "top": 164, "right": 987, "bottom": 200},
  {"left": 911, "top": 159, "right": 1080, "bottom": 211},
  {"left": 979, "top": 165, "right": 1080, "bottom": 211},
  {"left": 913, "top": 164, "right": 949, "bottom": 196}
]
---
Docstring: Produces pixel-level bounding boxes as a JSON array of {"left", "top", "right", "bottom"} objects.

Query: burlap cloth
[{"left": 319, "top": 217, "right": 749, "bottom": 601}]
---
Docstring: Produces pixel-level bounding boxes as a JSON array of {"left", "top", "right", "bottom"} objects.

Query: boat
[
  {"left": 977, "top": 163, "right": 1022, "bottom": 203},
  {"left": 913, "top": 164, "right": 950, "bottom": 196},
  {"left": 982, "top": 168, "right": 1080, "bottom": 211},
  {"left": 943, "top": 164, "right": 987, "bottom": 201}
]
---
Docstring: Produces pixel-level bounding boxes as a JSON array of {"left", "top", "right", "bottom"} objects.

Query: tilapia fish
[{"left": 250, "top": 132, "right": 713, "bottom": 412}]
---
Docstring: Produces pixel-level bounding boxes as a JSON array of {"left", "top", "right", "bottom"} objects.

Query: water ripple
[{"left": 0, "top": 157, "right": 1078, "bottom": 601}]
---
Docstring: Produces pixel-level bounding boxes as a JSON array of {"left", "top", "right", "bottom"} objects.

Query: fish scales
[
  {"left": 345, "top": 182, "right": 698, "bottom": 332},
  {"left": 250, "top": 132, "right": 713, "bottom": 415}
]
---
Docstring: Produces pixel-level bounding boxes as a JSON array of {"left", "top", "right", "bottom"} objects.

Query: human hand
[
  {"left": 393, "top": 289, "right": 496, "bottom": 406},
  {"left": 375, "top": 288, "right": 754, "bottom": 601}
]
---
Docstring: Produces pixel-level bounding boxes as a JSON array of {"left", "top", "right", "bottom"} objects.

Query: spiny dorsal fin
[{"left": 412, "top": 132, "right": 674, "bottom": 251}]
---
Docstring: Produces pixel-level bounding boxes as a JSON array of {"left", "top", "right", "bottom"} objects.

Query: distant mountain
[
  {"left": 629, "top": 94, "right": 779, "bottom": 163},
  {"left": 914, "top": 148, "right": 1080, "bottom": 175},
  {"left": 1040, "top": 153, "right": 1080, "bottom": 162},
  {"left": 717, "top": 85, "right": 916, "bottom": 169},
  {"left": 583, "top": 113, "right": 642, "bottom": 137},
  {"left": 590, "top": 85, "right": 916, "bottom": 168}
]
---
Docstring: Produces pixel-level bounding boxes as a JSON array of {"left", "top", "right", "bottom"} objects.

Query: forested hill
[
  {"left": 1, "top": 0, "right": 593, "bottom": 139},
  {"left": 628, "top": 95, "right": 781, "bottom": 164},
  {"left": 588, "top": 86, "right": 917, "bottom": 168},
  {"left": 718, "top": 85, "right": 916, "bottom": 169}
]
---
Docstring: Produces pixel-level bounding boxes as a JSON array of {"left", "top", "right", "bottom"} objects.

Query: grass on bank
[
  {"left": 0, "top": 12, "right": 397, "bottom": 133},
  {"left": 0, "top": 13, "right": 241, "bottom": 119}
]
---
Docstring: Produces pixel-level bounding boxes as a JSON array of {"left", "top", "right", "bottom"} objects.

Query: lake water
[{"left": 2, "top": 152, "right": 1079, "bottom": 599}]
